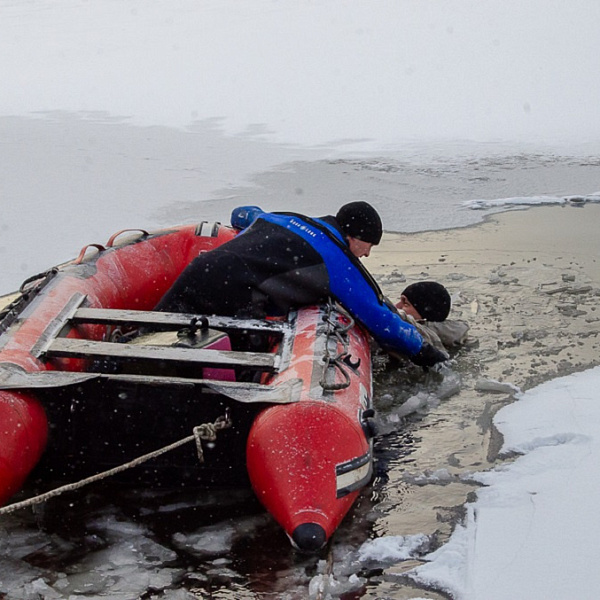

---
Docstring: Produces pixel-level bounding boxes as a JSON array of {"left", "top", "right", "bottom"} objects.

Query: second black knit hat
[
  {"left": 402, "top": 281, "right": 451, "bottom": 322},
  {"left": 336, "top": 201, "right": 383, "bottom": 245}
]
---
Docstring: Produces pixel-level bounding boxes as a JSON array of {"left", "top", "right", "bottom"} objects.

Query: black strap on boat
[
  {"left": 19, "top": 267, "right": 59, "bottom": 294},
  {"left": 0, "top": 268, "right": 60, "bottom": 336}
]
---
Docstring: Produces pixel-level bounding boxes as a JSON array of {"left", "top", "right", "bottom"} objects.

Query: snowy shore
[{"left": 360, "top": 204, "right": 600, "bottom": 599}]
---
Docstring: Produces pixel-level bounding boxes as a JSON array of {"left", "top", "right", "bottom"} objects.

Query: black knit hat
[
  {"left": 336, "top": 201, "right": 383, "bottom": 245},
  {"left": 402, "top": 282, "right": 451, "bottom": 322}
]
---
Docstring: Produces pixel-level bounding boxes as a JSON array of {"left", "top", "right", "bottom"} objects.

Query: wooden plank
[
  {"left": 31, "top": 293, "right": 87, "bottom": 358},
  {"left": 104, "top": 374, "right": 302, "bottom": 403},
  {"left": 0, "top": 365, "right": 301, "bottom": 404},
  {"left": 45, "top": 338, "right": 277, "bottom": 371},
  {"left": 72, "top": 307, "right": 289, "bottom": 334}
]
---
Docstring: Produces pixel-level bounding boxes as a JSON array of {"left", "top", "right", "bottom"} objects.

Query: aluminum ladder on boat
[{"left": 0, "top": 292, "right": 300, "bottom": 405}]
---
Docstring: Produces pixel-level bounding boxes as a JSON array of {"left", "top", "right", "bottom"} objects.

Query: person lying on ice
[{"left": 155, "top": 201, "right": 447, "bottom": 368}]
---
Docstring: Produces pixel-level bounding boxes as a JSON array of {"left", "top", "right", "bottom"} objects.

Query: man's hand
[{"left": 410, "top": 342, "right": 448, "bottom": 368}]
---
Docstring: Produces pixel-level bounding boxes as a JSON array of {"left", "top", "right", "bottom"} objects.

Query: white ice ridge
[{"left": 462, "top": 192, "right": 600, "bottom": 210}]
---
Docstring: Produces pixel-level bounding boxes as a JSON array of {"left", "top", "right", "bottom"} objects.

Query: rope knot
[
  {"left": 194, "top": 423, "right": 218, "bottom": 442},
  {"left": 193, "top": 411, "right": 232, "bottom": 463}
]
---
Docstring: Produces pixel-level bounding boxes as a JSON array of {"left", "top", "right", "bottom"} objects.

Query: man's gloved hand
[{"left": 410, "top": 342, "right": 448, "bottom": 368}]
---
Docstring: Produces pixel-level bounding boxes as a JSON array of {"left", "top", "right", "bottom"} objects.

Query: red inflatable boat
[
  {"left": 248, "top": 304, "right": 374, "bottom": 551},
  {"left": 0, "top": 221, "right": 374, "bottom": 551}
]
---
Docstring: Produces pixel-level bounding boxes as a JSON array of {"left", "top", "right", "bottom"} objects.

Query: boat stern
[{"left": 247, "top": 400, "right": 372, "bottom": 552}]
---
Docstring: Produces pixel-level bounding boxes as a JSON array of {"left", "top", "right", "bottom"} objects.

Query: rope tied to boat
[
  {"left": 0, "top": 412, "right": 232, "bottom": 516},
  {"left": 193, "top": 409, "right": 232, "bottom": 463}
]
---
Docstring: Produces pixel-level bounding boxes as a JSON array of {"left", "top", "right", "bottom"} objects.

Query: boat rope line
[
  {"left": 0, "top": 411, "right": 232, "bottom": 516},
  {"left": 319, "top": 301, "right": 356, "bottom": 391}
]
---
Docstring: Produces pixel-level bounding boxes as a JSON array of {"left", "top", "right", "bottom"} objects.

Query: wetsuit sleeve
[{"left": 327, "top": 257, "right": 424, "bottom": 355}]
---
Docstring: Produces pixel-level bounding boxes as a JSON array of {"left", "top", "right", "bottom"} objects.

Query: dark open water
[{"left": 0, "top": 349, "right": 462, "bottom": 600}]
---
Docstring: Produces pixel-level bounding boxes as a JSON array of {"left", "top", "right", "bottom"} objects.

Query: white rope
[{"left": 0, "top": 414, "right": 231, "bottom": 516}]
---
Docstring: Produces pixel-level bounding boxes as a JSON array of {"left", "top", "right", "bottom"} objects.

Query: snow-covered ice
[{"left": 410, "top": 367, "right": 600, "bottom": 599}]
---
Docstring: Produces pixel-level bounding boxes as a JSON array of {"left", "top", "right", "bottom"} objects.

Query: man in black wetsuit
[{"left": 155, "top": 202, "right": 446, "bottom": 367}]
